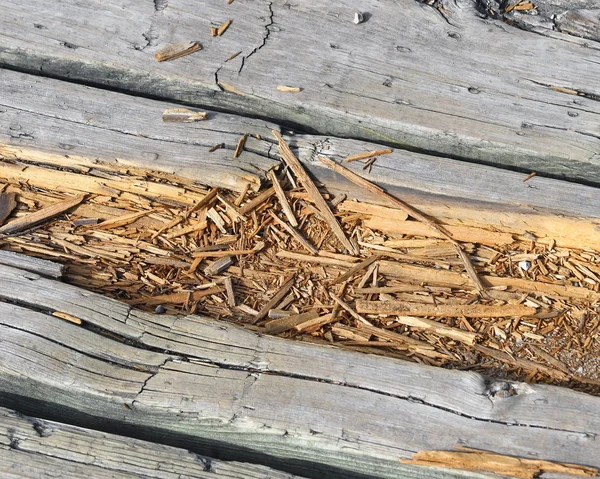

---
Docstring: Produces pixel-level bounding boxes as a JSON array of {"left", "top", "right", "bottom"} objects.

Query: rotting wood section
[
  {"left": 0, "top": 0, "right": 598, "bottom": 182},
  {"left": 0, "top": 407, "right": 308, "bottom": 479},
  {"left": 2, "top": 70, "right": 600, "bottom": 251},
  {"left": 1, "top": 262, "right": 600, "bottom": 479}
]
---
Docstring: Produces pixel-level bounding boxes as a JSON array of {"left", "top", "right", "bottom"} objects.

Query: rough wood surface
[
  {"left": 1, "top": 70, "right": 599, "bottom": 250},
  {"left": 0, "top": 263, "right": 600, "bottom": 479},
  {"left": 0, "top": 249, "right": 63, "bottom": 278},
  {"left": 0, "top": 407, "right": 306, "bottom": 479},
  {"left": 0, "top": 0, "right": 598, "bottom": 182}
]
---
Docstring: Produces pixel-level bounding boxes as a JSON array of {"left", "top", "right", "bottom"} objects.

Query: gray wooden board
[
  {"left": 0, "top": 263, "right": 598, "bottom": 479},
  {"left": 0, "top": 249, "right": 63, "bottom": 277},
  {"left": 1, "top": 69, "right": 600, "bottom": 230},
  {"left": 0, "top": 407, "right": 307, "bottom": 479},
  {"left": 0, "top": 0, "right": 598, "bottom": 182}
]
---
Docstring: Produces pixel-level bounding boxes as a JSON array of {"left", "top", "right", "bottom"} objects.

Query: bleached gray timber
[
  {"left": 2, "top": 69, "right": 600, "bottom": 252},
  {"left": 0, "top": 249, "right": 63, "bottom": 278},
  {"left": 0, "top": 0, "right": 598, "bottom": 182},
  {"left": 0, "top": 263, "right": 598, "bottom": 479},
  {"left": 0, "top": 407, "right": 307, "bottom": 479}
]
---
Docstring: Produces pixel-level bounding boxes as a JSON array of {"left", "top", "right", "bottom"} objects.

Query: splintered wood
[{"left": 2, "top": 138, "right": 600, "bottom": 394}]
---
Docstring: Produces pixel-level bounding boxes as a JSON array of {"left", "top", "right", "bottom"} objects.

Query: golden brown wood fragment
[
  {"left": 294, "top": 313, "right": 335, "bottom": 333},
  {"left": 523, "top": 171, "right": 536, "bottom": 182},
  {"left": 204, "top": 256, "right": 233, "bottom": 276},
  {"left": 269, "top": 211, "right": 317, "bottom": 255},
  {"left": 0, "top": 191, "right": 17, "bottom": 226},
  {"left": 208, "top": 143, "right": 224, "bottom": 153},
  {"left": 162, "top": 108, "right": 207, "bottom": 122},
  {"left": 52, "top": 311, "right": 82, "bottom": 325},
  {"left": 253, "top": 276, "right": 295, "bottom": 323},
  {"left": 192, "top": 242, "right": 264, "bottom": 258},
  {"left": 223, "top": 277, "right": 236, "bottom": 307},
  {"left": 400, "top": 447, "right": 597, "bottom": 479},
  {"left": 94, "top": 210, "right": 154, "bottom": 230},
  {"left": 128, "top": 286, "right": 224, "bottom": 306},
  {"left": 238, "top": 187, "right": 275, "bottom": 215},
  {"left": 273, "top": 131, "right": 357, "bottom": 255},
  {"left": 210, "top": 27, "right": 218, "bottom": 37},
  {"left": 0, "top": 194, "right": 85, "bottom": 235},
  {"left": 356, "top": 301, "right": 536, "bottom": 318},
  {"left": 330, "top": 293, "right": 370, "bottom": 325},
  {"left": 226, "top": 51, "right": 242, "bottom": 62},
  {"left": 217, "top": 82, "right": 245, "bottom": 96},
  {"left": 164, "top": 221, "right": 208, "bottom": 239},
  {"left": 529, "top": 344, "right": 570, "bottom": 375},
  {"left": 332, "top": 254, "right": 380, "bottom": 285},
  {"left": 234, "top": 134, "right": 247, "bottom": 158},
  {"left": 343, "top": 148, "right": 393, "bottom": 163},
  {"left": 217, "top": 20, "right": 232, "bottom": 36},
  {"left": 265, "top": 310, "right": 319, "bottom": 334},
  {"left": 154, "top": 41, "right": 201, "bottom": 62},
  {"left": 356, "top": 322, "right": 436, "bottom": 350},
  {"left": 268, "top": 170, "right": 298, "bottom": 227},
  {"left": 276, "top": 85, "right": 302, "bottom": 93},
  {"left": 393, "top": 316, "right": 480, "bottom": 345},
  {"left": 277, "top": 250, "right": 355, "bottom": 268}
]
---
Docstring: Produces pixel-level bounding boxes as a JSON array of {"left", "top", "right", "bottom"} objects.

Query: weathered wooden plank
[
  {"left": 0, "top": 407, "right": 307, "bottom": 479},
  {"left": 1, "top": 70, "right": 599, "bottom": 250},
  {"left": 0, "top": 249, "right": 63, "bottom": 277},
  {"left": 0, "top": 262, "right": 599, "bottom": 479},
  {"left": 0, "top": 0, "right": 598, "bottom": 181}
]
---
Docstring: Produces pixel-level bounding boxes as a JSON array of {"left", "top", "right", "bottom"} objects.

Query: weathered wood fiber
[
  {"left": 1, "top": 70, "right": 599, "bottom": 250},
  {"left": 0, "top": 0, "right": 598, "bottom": 181},
  {"left": 0, "top": 407, "right": 307, "bottom": 479},
  {"left": 0, "top": 263, "right": 599, "bottom": 479},
  {"left": 0, "top": 249, "right": 63, "bottom": 277}
]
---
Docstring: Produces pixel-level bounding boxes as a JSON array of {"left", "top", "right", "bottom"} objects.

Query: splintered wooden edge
[
  {"left": 154, "top": 41, "right": 201, "bottom": 62},
  {"left": 162, "top": 108, "right": 208, "bottom": 122}
]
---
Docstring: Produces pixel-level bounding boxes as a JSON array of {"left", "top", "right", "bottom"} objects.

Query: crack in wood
[{"left": 238, "top": 2, "right": 275, "bottom": 74}]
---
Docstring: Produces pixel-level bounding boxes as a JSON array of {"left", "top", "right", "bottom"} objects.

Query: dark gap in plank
[{"left": 0, "top": 392, "right": 380, "bottom": 479}]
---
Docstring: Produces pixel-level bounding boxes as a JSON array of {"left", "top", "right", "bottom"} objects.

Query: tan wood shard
[
  {"left": 273, "top": 131, "right": 357, "bottom": 255},
  {"left": 154, "top": 41, "right": 201, "bottom": 62}
]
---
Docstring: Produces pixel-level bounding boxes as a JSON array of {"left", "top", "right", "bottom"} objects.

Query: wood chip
[
  {"left": 95, "top": 210, "right": 154, "bottom": 230},
  {"left": 154, "top": 41, "right": 201, "bottom": 62},
  {"left": 265, "top": 310, "right": 319, "bottom": 334},
  {"left": 234, "top": 134, "right": 247, "bottom": 158},
  {"left": 268, "top": 170, "right": 298, "bottom": 227},
  {"left": 52, "top": 311, "right": 82, "bottom": 325},
  {"left": 356, "top": 301, "right": 536, "bottom": 318},
  {"left": 223, "top": 277, "right": 236, "bottom": 307},
  {"left": 217, "top": 20, "right": 232, "bottom": 36},
  {"left": 393, "top": 316, "right": 480, "bottom": 345},
  {"left": 162, "top": 108, "right": 208, "bottom": 122},
  {"left": 277, "top": 85, "right": 302, "bottom": 93},
  {"left": 343, "top": 148, "right": 393, "bottom": 163},
  {"left": 0, "top": 195, "right": 85, "bottom": 235},
  {"left": 0, "top": 191, "right": 17, "bottom": 226},
  {"left": 273, "top": 131, "right": 357, "bottom": 255},
  {"left": 269, "top": 211, "right": 317, "bottom": 255},
  {"left": 400, "top": 447, "right": 596, "bottom": 479},
  {"left": 253, "top": 276, "right": 295, "bottom": 323},
  {"left": 204, "top": 256, "right": 233, "bottom": 276},
  {"left": 128, "top": 287, "right": 224, "bottom": 306}
]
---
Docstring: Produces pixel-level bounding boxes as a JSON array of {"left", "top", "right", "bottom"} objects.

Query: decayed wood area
[
  {"left": 0, "top": 407, "right": 306, "bottom": 479},
  {"left": 1, "top": 259, "right": 600, "bottom": 479},
  {"left": 1, "top": 0, "right": 599, "bottom": 182}
]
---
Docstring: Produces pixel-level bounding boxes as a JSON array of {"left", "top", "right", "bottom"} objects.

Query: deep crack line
[{"left": 238, "top": 2, "right": 275, "bottom": 74}]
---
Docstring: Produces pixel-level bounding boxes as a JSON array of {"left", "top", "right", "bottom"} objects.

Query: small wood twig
[{"left": 268, "top": 170, "right": 298, "bottom": 227}]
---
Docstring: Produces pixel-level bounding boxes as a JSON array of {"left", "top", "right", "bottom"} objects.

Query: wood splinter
[
  {"left": 162, "top": 108, "right": 208, "bottom": 122},
  {"left": 154, "top": 41, "right": 201, "bottom": 62}
]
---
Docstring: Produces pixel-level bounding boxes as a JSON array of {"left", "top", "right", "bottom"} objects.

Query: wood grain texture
[
  {"left": 0, "top": 249, "right": 63, "bottom": 277},
  {"left": 0, "top": 0, "right": 598, "bottom": 181},
  {"left": 0, "top": 262, "right": 599, "bottom": 479},
  {"left": 0, "top": 407, "right": 307, "bottom": 479},
  {"left": 1, "top": 70, "right": 599, "bottom": 250}
]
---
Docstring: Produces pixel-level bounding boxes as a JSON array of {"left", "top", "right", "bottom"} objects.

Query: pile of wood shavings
[{"left": 1, "top": 146, "right": 600, "bottom": 395}]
